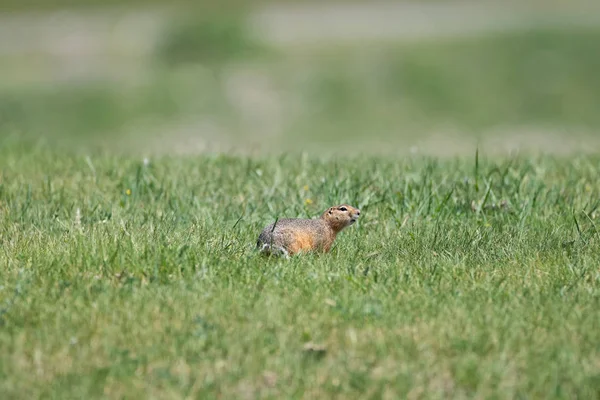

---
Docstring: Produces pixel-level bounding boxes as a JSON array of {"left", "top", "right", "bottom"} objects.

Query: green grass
[
  {"left": 1, "top": 138, "right": 599, "bottom": 398},
  {"left": 155, "top": 12, "right": 267, "bottom": 67},
  {"left": 286, "top": 27, "right": 600, "bottom": 142},
  {"left": 1, "top": 10, "right": 599, "bottom": 398}
]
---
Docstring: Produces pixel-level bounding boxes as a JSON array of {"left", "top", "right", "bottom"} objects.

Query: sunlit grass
[{"left": 0, "top": 139, "right": 599, "bottom": 398}]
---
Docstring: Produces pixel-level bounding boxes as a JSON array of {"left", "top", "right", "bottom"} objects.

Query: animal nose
[{"left": 356, "top": 210, "right": 361, "bottom": 216}]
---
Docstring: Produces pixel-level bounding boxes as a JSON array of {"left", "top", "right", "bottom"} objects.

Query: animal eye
[{"left": 339, "top": 206, "right": 347, "bottom": 211}]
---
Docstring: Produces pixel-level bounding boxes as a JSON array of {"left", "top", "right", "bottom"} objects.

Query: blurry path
[
  {"left": 1, "top": 1, "right": 598, "bottom": 85},
  {"left": 251, "top": 1, "right": 600, "bottom": 46},
  {"left": 1, "top": 2, "right": 599, "bottom": 58}
]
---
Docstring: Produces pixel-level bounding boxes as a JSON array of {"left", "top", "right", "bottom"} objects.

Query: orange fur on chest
[
  {"left": 288, "top": 230, "right": 335, "bottom": 254},
  {"left": 288, "top": 231, "right": 316, "bottom": 254}
]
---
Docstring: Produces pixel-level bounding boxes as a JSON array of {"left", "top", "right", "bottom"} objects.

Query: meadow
[
  {"left": 1, "top": 2, "right": 600, "bottom": 398},
  {"left": 1, "top": 140, "right": 599, "bottom": 398}
]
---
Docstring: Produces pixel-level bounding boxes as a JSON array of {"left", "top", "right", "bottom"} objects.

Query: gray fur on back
[{"left": 257, "top": 218, "right": 327, "bottom": 254}]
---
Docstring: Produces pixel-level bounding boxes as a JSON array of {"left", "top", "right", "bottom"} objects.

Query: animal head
[{"left": 322, "top": 204, "right": 361, "bottom": 232}]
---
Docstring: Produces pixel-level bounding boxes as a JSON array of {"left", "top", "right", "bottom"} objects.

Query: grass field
[
  {"left": 1, "top": 2, "right": 600, "bottom": 398},
  {"left": 0, "top": 138, "right": 599, "bottom": 398}
]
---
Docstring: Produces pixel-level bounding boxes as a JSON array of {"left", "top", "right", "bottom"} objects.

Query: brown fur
[
  {"left": 257, "top": 204, "right": 360, "bottom": 256},
  {"left": 288, "top": 231, "right": 316, "bottom": 254}
]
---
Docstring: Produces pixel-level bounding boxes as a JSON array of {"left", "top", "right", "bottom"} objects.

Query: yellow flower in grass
[
  {"left": 305, "top": 198, "right": 313, "bottom": 205},
  {"left": 126, "top": 189, "right": 131, "bottom": 196}
]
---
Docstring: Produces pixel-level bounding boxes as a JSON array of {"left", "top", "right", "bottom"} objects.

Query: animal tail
[{"left": 257, "top": 242, "right": 289, "bottom": 258}]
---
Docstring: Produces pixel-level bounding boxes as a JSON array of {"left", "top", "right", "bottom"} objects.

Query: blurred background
[{"left": 1, "top": 0, "right": 599, "bottom": 156}]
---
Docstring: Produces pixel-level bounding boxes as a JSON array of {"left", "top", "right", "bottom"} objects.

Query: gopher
[{"left": 257, "top": 204, "right": 360, "bottom": 257}]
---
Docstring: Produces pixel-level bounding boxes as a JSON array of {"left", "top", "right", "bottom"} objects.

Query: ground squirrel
[{"left": 257, "top": 204, "right": 361, "bottom": 257}]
